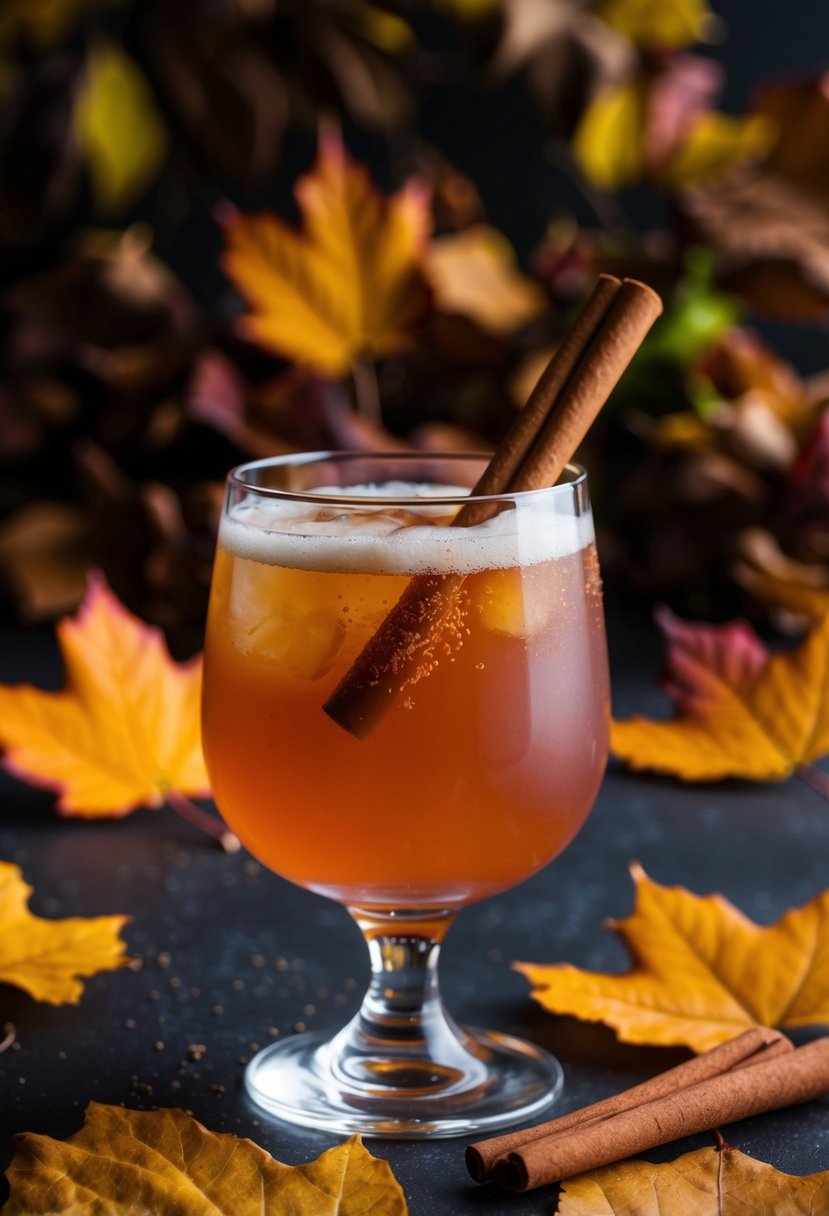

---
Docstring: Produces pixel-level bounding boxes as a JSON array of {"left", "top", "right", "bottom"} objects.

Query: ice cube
[
  {"left": 473, "top": 569, "right": 554, "bottom": 639},
  {"left": 229, "top": 563, "right": 345, "bottom": 679}
]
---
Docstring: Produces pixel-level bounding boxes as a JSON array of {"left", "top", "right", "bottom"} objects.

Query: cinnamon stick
[
  {"left": 323, "top": 275, "right": 662, "bottom": 738},
  {"left": 494, "top": 1035, "right": 829, "bottom": 1193},
  {"left": 465, "top": 1026, "right": 790, "bottom": 1183}
]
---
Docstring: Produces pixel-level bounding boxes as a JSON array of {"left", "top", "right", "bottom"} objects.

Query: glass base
[{"left": 244, "top": 1025, "right": 563, "bottom": 1138}]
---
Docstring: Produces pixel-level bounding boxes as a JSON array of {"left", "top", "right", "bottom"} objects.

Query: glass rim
[{"left": 227, "top": 451, "right": 588, "bottom": 508}]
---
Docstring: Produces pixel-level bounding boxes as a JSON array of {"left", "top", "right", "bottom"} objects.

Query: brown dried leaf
[
  {"left": 734, "top": 529, "right": 829, "bottom": 623},
  {"left": 426, "top": 225, "right": 547, "bottom": 334},
  {"left": 682, "top": 75, "right": 829, "bottom": 319},
  {"left": 0, "top": 503, "right": 91, "bottom": 622},
  {"left": 489, "top": 0, "right": 635, "bottom": 137}
]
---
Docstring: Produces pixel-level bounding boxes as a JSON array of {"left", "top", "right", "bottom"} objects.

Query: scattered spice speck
[
  {"left": 232, "top": 979, "right": 245, "bottom": 991},
  {"left": 154, "top": 1041, "right": 165, "bottom": 1052},
  {"left": 212, "top": 1004, "right": 224, "bottom": 1016},
  {"left": 156, "top": 952, "right": 172, "bottom": 969},
  {"left": 124, "top": 1018, "right": 136, "bottom": 1030}
]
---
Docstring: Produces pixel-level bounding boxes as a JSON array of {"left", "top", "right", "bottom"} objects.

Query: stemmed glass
[{"left": 201, "top": 451, "right": 609, "bottom": 1137}]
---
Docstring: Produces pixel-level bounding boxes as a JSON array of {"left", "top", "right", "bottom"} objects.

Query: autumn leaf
[
  {"left": 4, "top": 1103, "right": 408, "bottom": 1215},
  {"left": 573, "top": 79, "right": 645, "bottom": 190},
  {"left": 595, "top": 0, "right": 714, "bottom": 50},
  {"left": 558, "top": 1146, "right": 829, "bottom": 1215},
  {"left": 516, "top": 864, "right": 829, "bottom": 1052},
  {"left": 0, "top": 571, "right": 209, "bottom": 817},
  {"left": 74, "top": 42, "right": 168, "bottom": 212},
  {"left": 734, "top": 530, "right": 829, "bottom": 623},
  {"left": 574, "top": 73, "right": 771, "bottom": 191},
  {"left": 426, "top": 225, "right": 547, "bottom": 335},
  {"left": 221, "top": 133, "right": 430, "bottom": 377},
  {"left": 680, "top": 75, "right": 829, "bottom": 321},
  {"left": 610, "top": 605, "right": 829, "bottom": 782},
  {"left": 0, "top": 862, "right": 128, "bottom": 1005}
]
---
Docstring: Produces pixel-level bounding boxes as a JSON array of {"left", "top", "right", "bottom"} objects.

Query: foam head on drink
[{"left": 202, "top": 482, "right": 609, "bottom": 910}]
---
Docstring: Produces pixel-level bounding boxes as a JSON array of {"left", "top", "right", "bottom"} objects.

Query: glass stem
[{"left": 327, "top": 908, "right": 486, "bottom": 1094}]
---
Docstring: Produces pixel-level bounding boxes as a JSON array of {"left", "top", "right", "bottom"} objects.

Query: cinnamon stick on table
[
  {"left": 492, "top": 1035, "right": 829, "bottom": 1193},
  {"left": 323, "top": 274, "right": 663, "bottom": 738},
  {"left": 466, "top": 1026, "right": 791, "bottom": 1183}
]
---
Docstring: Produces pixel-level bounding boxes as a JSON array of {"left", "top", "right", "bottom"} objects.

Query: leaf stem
[
  {"left": 796, "top": 763, "right": 829, "bottom": 803},
  {"left": 0, "top": 1023, "right": 15, "bottom": 1054},
  {"left": 166, "top": 791, "right": 241, "bottom": 853},
  {"left": 350, "top": 359, "right": 382, "bottom": 424}
]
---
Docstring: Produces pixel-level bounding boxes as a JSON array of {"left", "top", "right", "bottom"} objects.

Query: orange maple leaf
[
  {"left": 610, "top": 605, "right": 829, "bottom": 781},
  {"left": 221, "top": 132, "right": 431, "bottom": 377},
  {"left": 516, "top": 865, "right": 829, "bottom": 1052},
  {"left": 0, "top": 573, "right": 209, "bottom": 817},
  {"left": 0, "top": 861, "right": 129, "bottom": 1005}
]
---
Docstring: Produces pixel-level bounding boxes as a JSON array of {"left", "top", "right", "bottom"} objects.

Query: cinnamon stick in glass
[
  {"left": 495, "top": 1035, "right": 829, "bottom": 1193},
  {"left": 323, "top": 275, "right": 662, "bottom": 738},
  {"left": 466, "top": 1027, "right": 790, "bottom": 1183}
]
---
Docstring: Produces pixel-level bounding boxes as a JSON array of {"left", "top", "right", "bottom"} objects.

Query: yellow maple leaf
[
  {"left": 4, "top": 1103, "right": 408, "bottom": 1215},
  {"left": 221, "top": 133, "right": 431, "bottom": 377},
  {"left": 74, "top": 42, "right": 168, "bottom": 212},
  {"left": 611, "top": 606, "right": 829, "bottom": 782},
  {"left": 596, "top": 0, "right": 713, "bottom": 49},
  {"left": 573, "top": 80, "right": 647, "bottom": 191},
  {"left": 662, "top": 110, "right": 773, "bottom": 188},
  {"left": 426, "top": 224, "right": 547, "bottom": 335},
  {"left": 516, "top": 865, "right": 829, "bottom": 1052},
  {"left": 558, "top": 1146, "right": 829, "bottom": 1215},
  {"left": 0, "top": 862, "right": 128, "bottom": 1005},
  {"left": 0, "top": 572, "right": 209, "bottom": 817}
]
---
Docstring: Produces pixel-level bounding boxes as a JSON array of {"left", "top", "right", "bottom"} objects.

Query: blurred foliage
[{"left": 1, "top": 0, "right": 828, "bottom": 639}]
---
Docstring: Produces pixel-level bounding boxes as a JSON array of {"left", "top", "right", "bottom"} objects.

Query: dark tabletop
[{"left": 1, "top": 611, "right": 828, "bottom": 1213}]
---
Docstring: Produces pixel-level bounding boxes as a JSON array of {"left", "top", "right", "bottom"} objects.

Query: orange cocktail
[
  {"left": 201, "top": 452, "right": 609, "bottom": 1137},
  {"left": 204, "top": 535, "right": 607, "bottom": 909}
]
